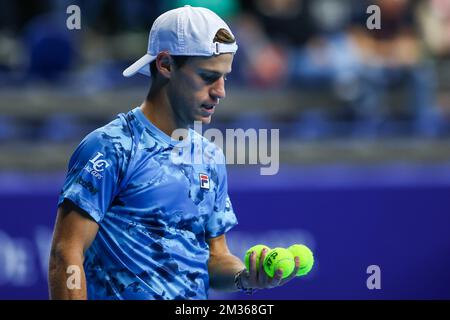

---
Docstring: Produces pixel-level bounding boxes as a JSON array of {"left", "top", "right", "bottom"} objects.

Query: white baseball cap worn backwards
[{"left": 122, "top": 5, "right": 238, "bottom": 77}]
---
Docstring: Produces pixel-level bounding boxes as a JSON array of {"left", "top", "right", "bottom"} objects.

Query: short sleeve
[
  {"left": 205, "top": 151, "right": 238, "bottom": 239},
  {"left": 58, "top": 119, "right": 132, "bottom": 223}
]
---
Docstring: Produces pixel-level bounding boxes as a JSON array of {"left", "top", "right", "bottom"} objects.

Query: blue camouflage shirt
[{"left": 58, "top": 106, "right": 238, "bottom": 300}]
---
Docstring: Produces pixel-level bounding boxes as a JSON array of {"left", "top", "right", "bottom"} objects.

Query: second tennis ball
[
  {"left": 245, "top": 244, "right": 270, "bottom": 270},
  {"left": 288, "top": 244, "right": 314, "bottom": 276},
  {"left": 263, "top": 247, "right": 295, "bottom": 279}
]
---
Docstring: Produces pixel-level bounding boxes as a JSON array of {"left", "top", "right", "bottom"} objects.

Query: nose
[{"left": 210, "top": 77, "right": 226, "bottom": 102}]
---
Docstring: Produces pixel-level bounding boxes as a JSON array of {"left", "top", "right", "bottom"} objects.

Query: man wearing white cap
[{"left": 49, "top": 5, "right": 299, "bottom": 300}]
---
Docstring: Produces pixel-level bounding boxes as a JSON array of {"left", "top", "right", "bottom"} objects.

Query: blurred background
[{"left": 1, "top": 0, "right": 450, "bottom": 299}]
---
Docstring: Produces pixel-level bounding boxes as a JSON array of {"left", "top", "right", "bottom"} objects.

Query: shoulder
[
  {"left": 86, "top": 115, "right": 133, "bottom": 151},
  {"left": 70, "top": 114, "right": 135, "bottom": 167}
]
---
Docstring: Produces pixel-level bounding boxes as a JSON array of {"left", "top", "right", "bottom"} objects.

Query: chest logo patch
[{"left": 199, "top": 173, "right": 210, "bottom": 190}]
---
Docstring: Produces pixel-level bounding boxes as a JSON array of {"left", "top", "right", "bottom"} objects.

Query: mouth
[{"left": 201, "top": 104, "right": 216, "bottom": 115}]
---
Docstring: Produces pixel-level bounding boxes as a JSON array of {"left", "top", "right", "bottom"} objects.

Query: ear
[{"left": 155, "top": 52, "right": 172, "bottom": 79}]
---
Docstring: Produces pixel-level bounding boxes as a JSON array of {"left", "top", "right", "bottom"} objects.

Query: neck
[{"left": 141, "top": 84, "right": 186, "bottom": 138}]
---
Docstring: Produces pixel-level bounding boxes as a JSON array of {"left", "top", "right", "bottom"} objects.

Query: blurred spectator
[
  {"left": 231, "top": 10, "right": 288, "bottom": 87},
  {"left": 233, "top": 0, "right": 445, "bottom": 136},
  {"left": 235, "top": 0, "right": 316, "bottom": 87},
  {"left": 417, "top": 0, "right": 450, "bottom": 58},
  {"left": 77, "top": 0, "right": 163, "bottom": 34},
  {"left": 351, "top": 0, "right": 421, "bottom": 67},
  {"left": 350, "top": 0, "right": 441, "bottom": 136},
  {"left": 416, "top": 0, "right": 450, "bottom": 128},
  {"left": 23, "top": 14, "right": 77, "bottom": 81},
  {"left": 234, "top": 0, "right": 361, "bottom": 91},
  {"left": 0, "top": 0, "right": 51, "bottom": 82},
  {"left": 232, "top": 0, "right": 364, "bottom": 141}
]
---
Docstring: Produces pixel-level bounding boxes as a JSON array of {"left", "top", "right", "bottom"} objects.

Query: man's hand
[{"left": 240, "top": 248, "right": 300, "bottom": 290}]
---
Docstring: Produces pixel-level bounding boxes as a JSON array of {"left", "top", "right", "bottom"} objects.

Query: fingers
[
  {"left": 280, "top": 256, "right": 300, "bottom": 286},
  {"left": 249, "top": 251, "right": 258, "bottom": 284},
  {"left": 268, "top": 269, "right": 283, "bottom": 288},
  {"left": 258, "top": 248, "right": 269, "bottom": 287},
  {"left": 247, "top": 250, "right": 300, "bottom": 290}
]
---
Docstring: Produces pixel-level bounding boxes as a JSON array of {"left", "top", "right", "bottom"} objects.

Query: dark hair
[
  {"left": 149, "top": 56, "right": 189, "bottom": 78},
  {"left": 149, "top": 28, "right": 235, "bottom": 79}
]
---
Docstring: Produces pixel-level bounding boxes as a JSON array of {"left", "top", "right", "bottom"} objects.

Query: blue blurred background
[{"left": 1, "top": 0, "right": 450, "bottom": 299}]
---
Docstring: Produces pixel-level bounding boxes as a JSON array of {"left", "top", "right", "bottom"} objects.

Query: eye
[{"left": 201, "top": 74, "right": 220, "bottom": 84}]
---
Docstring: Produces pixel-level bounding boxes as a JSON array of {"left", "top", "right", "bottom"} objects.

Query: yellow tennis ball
[
  {"left": 244, "top": 244, "right": 270, "bottom": 271},
  {"left": 263, "top": 247, "right": 295, "bottom": 279},
  {"left": 288, "top": 244, "right": 314, "bottom": 276}
]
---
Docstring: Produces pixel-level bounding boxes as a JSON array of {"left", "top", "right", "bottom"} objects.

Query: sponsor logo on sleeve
[
  {"left": 83, "top": 152, "right": 110, "bottom": 180},
  {"left": 75, "top": 176, "right": 98, "bottom": 195}
]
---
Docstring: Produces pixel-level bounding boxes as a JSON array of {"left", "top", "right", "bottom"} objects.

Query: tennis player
[{"left": 48, "top": 5, "right": 299, "bottom": 300}]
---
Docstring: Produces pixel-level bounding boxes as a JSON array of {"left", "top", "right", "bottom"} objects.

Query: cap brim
[{"left": 122, "top": 53, "right": 156, "bottom": 77}]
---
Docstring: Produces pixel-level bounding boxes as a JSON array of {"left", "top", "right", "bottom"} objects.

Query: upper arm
[
  {"left": 51, "top": 200, "right": 99, "bottom": 258},
  {"left": 58, "top": 118, "right": 132, "bottom": 224}
]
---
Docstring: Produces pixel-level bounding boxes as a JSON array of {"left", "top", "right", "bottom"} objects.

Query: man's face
[{"left": 167, "top": 53, "right": 233, "bottom": 126}]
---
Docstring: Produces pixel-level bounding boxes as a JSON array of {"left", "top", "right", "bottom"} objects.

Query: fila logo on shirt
[{"left": 199, "top": 173, "right": 210, "bottom": 190}]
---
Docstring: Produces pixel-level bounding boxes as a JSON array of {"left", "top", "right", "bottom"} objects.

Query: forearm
[
  {"left": 48, "top": 249, "right": 87, "bottom": 300},
  {"left": 208, "top": 253, "right": 245, "bottom": 291}
]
